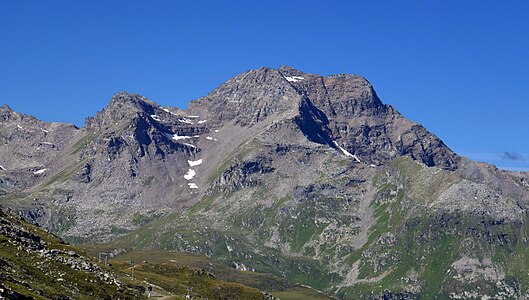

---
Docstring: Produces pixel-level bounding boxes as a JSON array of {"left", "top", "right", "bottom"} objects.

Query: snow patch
[
  {"left": 197, "top": 120, "right": 207, "bottom": 124},
  {"left": 285, "top": 76, "right": 304, "bottom": 82},
  {"left": 162, "top": 108, "right": 178, "bottom": 116},
  {"left": 150, "top": 114, "right": 161, "bottom": 122},
  {"left": 183, "top": 143, "right": 196, "bottom": 148},
  {"left": 214, "top": 129, "right": 219, "bottom": 133},
  {"left": 226, "top": 244, "right": 233, "bottom": 252},
  {"left": 184, "top": 169, "right": 196, "bottom": 180},
  {"left": 206, "top": 136, "right": 214, "bottom": 140},
  {"left": 41, "top": 128, "right": 49, "bottom": 133},
  {"left": 187, "top": 115, "right": 199, "bottom": 118},
  {"left": 188, "top": 159, "right": 203, "bottom": 167},
  {"left": 42, "top": 142, "right": 55, "bottom": 146},
  {"left": 188, "top": 183, "right": 198, "bottom": 189},
  {"left": 178, "top": 118, "right": 194, "bottom": 124},
  {"left": 16, "top": 124, "right": 23, "bottom": 129},
  {"left": 0, "top": 165, "right": 5, "bottom": 171},
  {"left": 34, "top": 168, "right": 47, "bottom": 175},
  {"left": 167, "top": 133, "right": 191, "bottom": 141},
  {"left": 333, "top": 141, "right": 361, "bottom": 163}
]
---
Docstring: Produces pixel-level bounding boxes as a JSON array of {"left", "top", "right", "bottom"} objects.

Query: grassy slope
[
  {"left": 112, "top": 261, "right": 265, "bottom": 299},
  {"left": 81, "top": 247, "right": 334, "bottom": 300},
  {"left": 0, "top": 209, "right": 137, "bottom": 299}
]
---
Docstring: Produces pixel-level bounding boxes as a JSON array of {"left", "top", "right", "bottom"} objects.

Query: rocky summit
[{"left": 1, "top": 66, "right": 529, "bottom": 299}]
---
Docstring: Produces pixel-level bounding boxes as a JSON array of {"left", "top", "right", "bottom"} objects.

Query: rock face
[
  {"left": 1, "top": 66, "right": 529, "bottom": 299},
  {"left": 0, "top": 105, "right": 78, "bottom": 194}
]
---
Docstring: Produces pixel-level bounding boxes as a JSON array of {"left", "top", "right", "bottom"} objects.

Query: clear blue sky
[{"left": 1, "top": 1, "right": 528, "bottom": 170}]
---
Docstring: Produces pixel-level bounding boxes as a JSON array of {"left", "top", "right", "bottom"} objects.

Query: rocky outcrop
[
  {"left": 0, "top": 206, "right": 136, "bottom": 299},
  {"left": 211, "top": 157, "right": 275, "bottom": 193}
]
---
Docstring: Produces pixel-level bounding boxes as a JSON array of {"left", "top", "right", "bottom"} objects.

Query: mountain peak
[
  {"left": 107, "top": 91, "right": 155, "bottom": 109},
  {"left": 278, "top": 65, "right": 304, "bottom": 75},
  {"left": 1, "top": 104, "right": 13, "bottom": 111},
  {"left": 188, "top": 66, "right": 384, "bottom": 127},
  {"left": 85, "top": 91, "right": 160, "bottom": 129},
  {"left": 276, "top": 66, "right": 383, "bottom": 111},
  {"left": 0, "top": 104, "right": 14, "bottom": 121},
  {"left": 188, "top": 66, "right": 302, "bottom": 126}
]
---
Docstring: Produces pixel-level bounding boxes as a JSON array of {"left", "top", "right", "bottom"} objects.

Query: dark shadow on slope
[{"left": 294, "top": 98, "right": 335, "bottom": 147}]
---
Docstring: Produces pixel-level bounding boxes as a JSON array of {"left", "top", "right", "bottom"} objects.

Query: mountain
[{"left": 1, "top": 66, "right": 529, "bottom": 299}]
